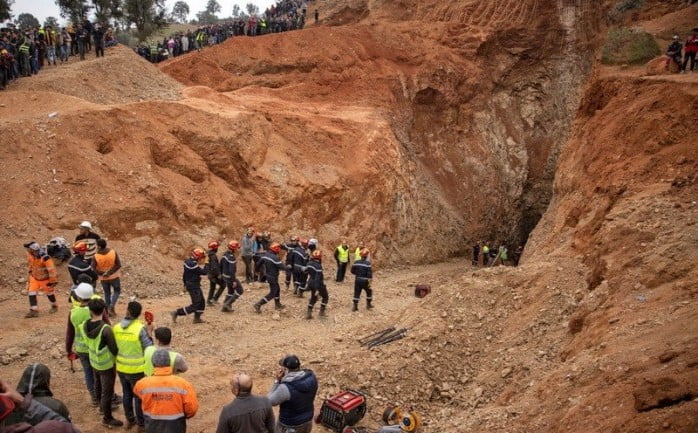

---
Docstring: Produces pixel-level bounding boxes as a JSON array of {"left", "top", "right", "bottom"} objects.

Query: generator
[{"left": 317, "top": 390, "right": 367, "bottom": 432}]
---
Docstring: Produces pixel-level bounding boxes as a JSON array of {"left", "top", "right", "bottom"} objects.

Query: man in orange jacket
[
  {"left": 134, "top": 349, "right": 199, "bottom": 433},
  {"left": 92, "top": 239, "right": 122, "bottom": 317},
  {"left": 23, "top": 241, "right": 58, "bottom": 318}
]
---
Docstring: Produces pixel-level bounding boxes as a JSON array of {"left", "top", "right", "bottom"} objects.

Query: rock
[
  {"left": 633, "top": 377, "right": 692, "bottom": 412},
  {"left": 271, "top": 313, "right": 281, "bottom": 320},
  {"left": 474, "top": 386, "right": 484, "bottom": 398},
  {"left": 501, "top": 367, "right": 513, "bottom": 378},
  {"left": 17, "top": 277, "right": 26, "bottom": 284},
  {"left": 608, "top": 317, "right": 620, "bottom": 324},
  {"left": 658, "top": 351, "right": 679, "bottom": 363}
]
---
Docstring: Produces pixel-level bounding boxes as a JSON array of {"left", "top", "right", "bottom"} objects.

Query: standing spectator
[
  {"left": 472, "top": 242, "right": 480, "bottom": 266},
  {"left": 76, "top": 24, "right": 88, "bottom": 60},
  {"left": 268, "top": 355, "right": 318, "bottom": 433},
  {"left": 44, "top": 27, "right": 57, "bottom": 66},
  {"left": 216, "top": 373, "right": 275, "bottom": 433},
  {"left": 314, "top": 9, "right": 319, "bottom": 24},
  {"left": 143, "top": 327, "right": 188, "bottom": 376},
  {"left": 241, "top": 228, "right": 256, "bottom": 283},
  {"left": 666, "top": 35, "right": 683, "bottom": 70},
  {"left": 334, "top": 239, "right": 350, "bottom": 282},
  {"left": 92, "top": 239, "right": 122, "bottom": 317},
  {"left": 512, "top": 245, "right": 523, "bottom": 266},
  {"left": 92, "top": 23, "right": 104, "bottom": 58},
  {"left": 683, "top": 28, "right": 698, "bottom": 73},
  {"left": 114, "top": 301, "right": 153, "bottom": 430},
  {"left": 15, "top": 363, "right": 70, "bottom": 421},
  {"left": 134, "top": 349, "right": 199, "bottom": 433},
  {"left": 83, "top": 298, "right": 123, "bottom": 428}
]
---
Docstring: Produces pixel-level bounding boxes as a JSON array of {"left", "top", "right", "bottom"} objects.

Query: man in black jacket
[
  {"left": 220, "top": 241, "right": 244, "bottom": 312},
  {"left": 253, "top": 243, "right": 285, "bottom": 313},
  {"left": 171, "top": 248, "right": 209, "bottom": 324},
  {"left": 206, "top": 241, "right": 225, "bottom": 306}
]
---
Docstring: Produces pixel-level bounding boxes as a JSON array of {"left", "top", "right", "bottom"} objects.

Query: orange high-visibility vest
[
  {"left": 94, "top": 249, "right": 120, "bottom": 281},
  {"left": 27, "top": 253, "right": 57, "bottom": 283}
]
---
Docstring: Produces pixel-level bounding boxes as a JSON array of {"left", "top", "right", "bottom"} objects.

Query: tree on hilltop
[
  {"left": 44, "top": 16, "right": 60, "bottom": 28},
  {"left": 245, "top": 2, "right": 259, "bottom": 16},
  {"left": 172, "top": 0, "right": 189, "bottom": 23},
  {"left": 16, "top": 12, "right": 40, "bottom": 30},
  {"left": 56, "top": 0, "right": 90, "bottom": 25},
  {"left": 124, "top": 0, "right": 166, "bottom": 41},
  {"left": 0, "top": 0, "right": 13, "bottom": 22}
]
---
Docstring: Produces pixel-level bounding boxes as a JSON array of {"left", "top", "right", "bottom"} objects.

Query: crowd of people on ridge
[
  {"left": 0, "top": 20, "right": 116, "bottom": 89},
  {"left": 666, "top": 27, "right": 698, "bottom": 73}
]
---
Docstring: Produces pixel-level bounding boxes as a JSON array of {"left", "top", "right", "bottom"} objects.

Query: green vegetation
[{"left": 601, "top": 27, "right": 661, "bottom": 65}]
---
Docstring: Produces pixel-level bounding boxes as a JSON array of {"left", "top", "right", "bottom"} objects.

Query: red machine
[{"left": 316, "top": 390, "right": 367, "bottom": 433}]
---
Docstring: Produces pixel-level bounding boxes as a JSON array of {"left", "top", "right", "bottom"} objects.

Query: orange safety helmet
[
  {"left": 269, "top": 242, "right": 281, "bottom": 253},
  {"left": 300, "top": 238, "right": 309, "bottom": 248},
  {"left": 73, "top": 241, "right": 88, "bottom": 254},
  {"left": 360, "top": 248, "right": 370, "bottom": 258},
  {"left": 228, "top": 240, "right": 240, "bottom": 251},
  {"left": 191, "top": 247, "right": 206, "bottom": 260},
  {"left": 208, "top": 240, "right": 220, "bottom": 249},
  {"left": 312, "top": 250, "right": 322, "bottom": 261}
]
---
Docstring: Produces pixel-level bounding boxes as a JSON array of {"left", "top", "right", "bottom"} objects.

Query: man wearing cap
[
  {"left": 268, "top": 355, "right": 318, "bottom": 433},
  {"left": 74, "top": 221, "right": 101, "bottom": 260},
  {"left": 215, "top": 373, "right": 275, "bottom": 433},
  {"left": 113, "top": 301, "right": 153, "bottom": 430},
  {"left": 134, "top": 349, "right": 199, "bottom": 433},
  {"left": 23, "top": 241, "right": 58, "bottom": 318}
]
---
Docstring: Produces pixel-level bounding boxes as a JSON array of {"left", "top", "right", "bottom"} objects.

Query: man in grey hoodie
[{"left": 240, "top": 228, "right": 256, "bottom": 283}]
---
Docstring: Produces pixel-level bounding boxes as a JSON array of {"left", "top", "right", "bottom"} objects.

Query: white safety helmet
[
  {"left": 79, "top": 221, "right": 93, "bottom": 230},
  {"left": 308, "top": 238, "right": 318, "bottom": 247},
  {"left": 74, "top": 283, "right": 94, "bottom": 300}
]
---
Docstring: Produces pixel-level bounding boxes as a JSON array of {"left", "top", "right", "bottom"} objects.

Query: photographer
[{"left": 267, "top": 355, "right": 318, "bottom": 433}]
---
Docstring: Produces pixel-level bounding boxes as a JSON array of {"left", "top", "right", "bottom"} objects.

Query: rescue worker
[
  {"left": 472, "top": 242, "right": 480, "bottom": 266},
  {"left": 171, "top": 248, "right": 209, "bottom": 324},
  {"left": 350, "top": 248, "right": 373, "bottom": 311},
  {"left": 143, "top": 327, "right": 188, "bottom": 376},
  {"left": 240, "top": 227, "right": 256, "bottom": 283},
  {"left": 282, "top": 236, "right": 299, "bottom": 289},
  {"left": 92, "top": 239, "right": 122, "bottom": 317},
  {"left": 481, "top": 243, "right": 490, "bottom": 266},
  {"left": 305, "top": 250, "right": 328, "bottom": 320},
  {"left": 252, "top": 231, "right": 268, "bottom": 283},
  {"left": 74, "top": 221, "right": 100, "bottom": 259},
  {"left": 253, "top": 243, "right": 286, "bottom": 313},
  {"left": 488, "top": 244, "right": 498, "bottom": 266},
  {"left": 134, "top": 349, "right": 199, "bottom": 433},
  {"left": 308, "top": 239, "right": 318, "bottom": 253},
  {"left": 83, "top": 298, "right": 123, "bottom": 427},
  {"left": 353, "top": 242, "right": 365, "bottom": 262},
  {"left": 23, "top": 241, "right": 58, "bottom": 318},
  {"left": 206, "top": 240, "right": 225, "bottom": 306},
  {"left": 290, "top": 239, "right": 309, "bottom": 297},
  {"left": 68, "top": 241, "right": 97, "bottom": 289},
  {"left": 513, "top": 245, "right": 523, "bottom": 266},
  {"left": 334, "top": 239, "right": 350, "bottom": 282},
  {"left": 221, "top": 241, "right": 244, "bottom": 313},
  {"left": 268, "top": 355, "right": 318, "bottom": 433},
  {"left": 114, "top": 301, "right": 153, "bottom": 430},
  {"left": 65, "top": 283, "right": 105, "bottom": 405}
]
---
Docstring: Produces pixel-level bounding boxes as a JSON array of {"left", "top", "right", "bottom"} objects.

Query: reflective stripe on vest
[
  {"left": 114, "top": 320, "right": 146, "bottom": 374},
  {"left": 85, "top": 323, "right": 115, "bottom": 370},
  {"left": 336, "top": 245, "right": 349, "bottom": 263},
  {"left": 143, "top": 346, "right": 177, "bottom": 376},
  {"left": 70, "top": 307, "right": 91, "bottom": 353}
]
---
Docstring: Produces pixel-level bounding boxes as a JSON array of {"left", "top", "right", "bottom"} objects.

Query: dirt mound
[{"left": 11, "top": 45, "right": 182, "bottom": 104}]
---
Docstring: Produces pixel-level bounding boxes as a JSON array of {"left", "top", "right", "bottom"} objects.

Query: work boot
[
  {"left": 319, "top": 305, "right": 327, "bottom": 317},
  {"left": 207, "top": 299, "right": 215, "bottom": 306},
  {"left": 170, "top": 310, "right": 178, "bottom": 324},
  {"left": 253, "top": 301, "right": 262, "bottom": 314},
  {"left": 221, "top": 303, "right": 234, "bottom": 313},
  {"left": 102, "top": 418, "right": 124, "bottom": 428},
  {"left": 351, "top": 303, "right": 358, "bottom": 312},
  {"left": 25, "top": 310, "right": 39, "bottom": 318},
  {"left": 366, "top": 300, "right": 374, "bottom": 310},
  {"left": 193, "top": 315, "right": 206, "bottom": 324},
  {"left": 274, "top": 299, "right": 285, "bottom": 310},
  {"left": 306, "top": 307, "right": 313, "bottom": 320},
  {"left": 50, "top": 305, "right": 59, "bottom": 314}
]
